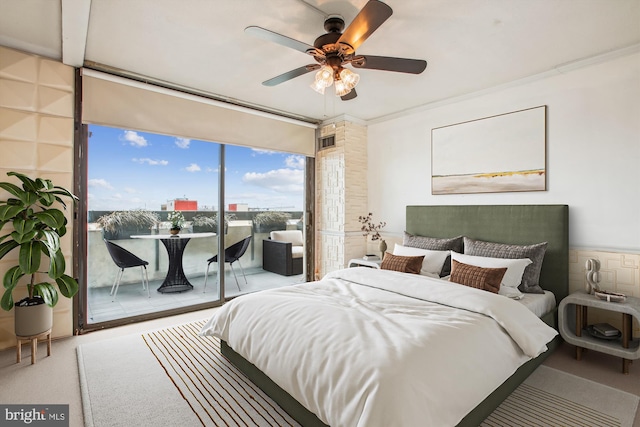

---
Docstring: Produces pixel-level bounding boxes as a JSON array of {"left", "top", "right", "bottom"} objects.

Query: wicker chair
[{"left": 262, "top": 230, "right": 304, "bottom": 276}]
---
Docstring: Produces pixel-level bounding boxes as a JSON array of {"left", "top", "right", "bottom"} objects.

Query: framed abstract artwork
[{"left": 431, "top": 106, "right": 546, "bottom": 195}]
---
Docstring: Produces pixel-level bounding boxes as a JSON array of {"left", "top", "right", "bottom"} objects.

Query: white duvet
[{"left": 200, "top": 267, "right": 558, "bottom": 427}]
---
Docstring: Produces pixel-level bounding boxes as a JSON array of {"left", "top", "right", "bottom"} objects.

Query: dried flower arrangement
[{"left": 358, "top": 212, "right": 386, "bottom": 241}]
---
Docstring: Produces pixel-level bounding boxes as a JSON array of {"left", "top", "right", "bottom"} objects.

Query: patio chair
[
  {"left": 203, "top": 235, "right": 252, "bottom": 293},
  {"left": 263, "top": 230, "right": 304, "bottom": 276},
  {"left": 104, "top": 239, "right": 150, "bottom": 301}
]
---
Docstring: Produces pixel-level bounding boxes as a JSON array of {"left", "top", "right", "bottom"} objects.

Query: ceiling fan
[{"left": 245, "top": 0, "right": 427, "bottom": 100}]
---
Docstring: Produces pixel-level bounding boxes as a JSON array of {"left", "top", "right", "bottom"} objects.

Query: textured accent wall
[
  {"left": 315, "top": 120, "right": 367, "bottom": 277},
  {"left": 569, "top": 249, "right": 640, "bottom": 337},
  {"left": 0, "top": 46, "right": 75, "bottom": 350}
]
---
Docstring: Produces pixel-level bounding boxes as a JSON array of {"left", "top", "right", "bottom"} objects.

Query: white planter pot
[{"left": 14, "top": 303, "right": 53, "bottom": 337}]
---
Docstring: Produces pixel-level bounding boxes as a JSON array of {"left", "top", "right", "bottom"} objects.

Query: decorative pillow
[
  {"left": 403, "top": 232, "right": 463, "bottom": 276},
  {"left": 450, "top": 251, "right": 532, "bottom": 289},
  {"left": 380, "top": 253, "right": 425, "bottom": 275},
  {"left": 392, "top": 244, "right": 449, "bottom": 278},
  {"left": 499, "top": 285, "right": 524, "bottom": 300},
  {"left": 450, "top": 260, "right": 506, "bottom": 293},
  {"left": 270, "top": 230, "right": 304, "bottom": 247},
  {"left": 463, "top": 237, "right": 547, "bottom": 294}
]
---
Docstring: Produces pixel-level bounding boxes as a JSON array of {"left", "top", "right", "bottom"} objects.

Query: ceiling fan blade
[
  {"left": 262, "top": 64, "right": 320, "bottom": 86},
  {"left": 245, "top": 26, "right": 322, "bottom": 57},
  {"left": 341, "top": 89, "right": 357, "bottom": 101},
  {"left": 351, "top": 55, "right": 427, "bottom": 74},
  {"left": 338, "top": 0, "right": 393, "bottom": 52}
]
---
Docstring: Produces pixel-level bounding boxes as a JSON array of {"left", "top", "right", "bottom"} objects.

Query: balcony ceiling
[{"left": 1, "top": 0, "right": 639, "bottom": 122}]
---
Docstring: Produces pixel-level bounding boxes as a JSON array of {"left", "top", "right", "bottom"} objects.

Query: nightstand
[
  {"left": 347, "top": 258, "right": 382, "bottom": 269},
  {"left": 558, "top": 290, "right": 640, "bottom": 374}
]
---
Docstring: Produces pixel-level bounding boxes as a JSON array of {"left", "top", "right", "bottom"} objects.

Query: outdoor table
[{"left": 130, "top": 232, "right": 216, "bottom": 293}]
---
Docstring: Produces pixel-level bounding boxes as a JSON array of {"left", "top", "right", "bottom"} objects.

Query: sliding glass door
[
  {"left": 80, "top": 125, "right": 308, "bottom": 330},
  {"left": 222, "top": 145, "right": 307, "bottom": 294},
  {"left": 83, "top": 125, "right": 223, "bottom": 326}
]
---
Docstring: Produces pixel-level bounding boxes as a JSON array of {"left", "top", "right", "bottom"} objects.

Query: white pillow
[
  {"left": 498, "top": 285, "right": 524, "bottom": 300},
  {"left": 450, "top": 251, "right": 532, "bottom": 289},
  {"left": 393, "top": 244, "right": 450, "bottom": 277}
]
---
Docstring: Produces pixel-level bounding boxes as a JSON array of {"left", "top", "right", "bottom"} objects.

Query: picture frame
[{"left": 431, "top": 106, "right": 546, "bottom": 195}]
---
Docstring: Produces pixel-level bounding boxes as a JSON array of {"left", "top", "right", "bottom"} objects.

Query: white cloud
[
  {"left": 251, "top": 148, "right": 276, "bottom": 156},
  {"left": 88, "top": 178, "right": 114, "bottom": 190},
  {"left": 285, "top": 155, "right": 305, "bottom": 169},
  {"left": 132, "top": 158, "right": 169, "bottom": 166},
  {"left": 243, "top": 168, "right": 303, "bottom": 193},
  {"left": 122, "top": 130, "right": 148, "bottom": 147},
  {"left": 124, "top": 187, "right": 138, "bottom": 194},
  {"left": 186, "top": 163, "right": 201, "bottom": 172},
  {"left": 175, "top": 137, "right": 190, "bottom": 149}
]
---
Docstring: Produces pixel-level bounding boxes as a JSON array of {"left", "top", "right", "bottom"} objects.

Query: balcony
[{"left": 87, "top": 212, "right": 306, "bottom": 324}]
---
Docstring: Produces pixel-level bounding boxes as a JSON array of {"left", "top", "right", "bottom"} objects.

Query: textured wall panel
[
  {"left": 0, "top": 49, "right": 38, "bottom": 83},
  {"left": 38, "top": 86, "right": 74, "bottom": 116},
  {"left": 0, "top": 108, "right": 38, "bottom": 141},
  {"left": 0, "top": 79, "right": 36, "bottom": 111},
  {"left": 0, "top": 46, "right": 75, "bottom": 351},
  {"left": 0, "top": 139, "right": 37, "bottom": 169}
]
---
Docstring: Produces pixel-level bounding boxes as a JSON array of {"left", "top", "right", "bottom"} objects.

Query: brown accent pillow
[
  {"left": 380, "top": 252, "right": 425, "bottom": 275},
  {"left": 450, "top": 259, "right": 506, "bottom": 293}
]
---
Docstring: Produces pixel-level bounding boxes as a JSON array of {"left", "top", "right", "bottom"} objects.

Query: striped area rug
[
  {"left": 138, "top": 321, "right": 638, "bottom": 427},
  {"left": 483, "top": 382, "right": 625, "bottom": 427},
  {"left": 142, "top": 320, "right": 299, "bottom": 427},
  {"left": 482, "top": 365, "right": 639, "bottom": 427}
]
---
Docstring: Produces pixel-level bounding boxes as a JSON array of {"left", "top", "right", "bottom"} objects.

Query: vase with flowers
[
  {"left": 358, "top": 212, "right": 387, "bottom": 258},
  {"left": 167, "top": 211, "right": 185, "bottom": 235}
]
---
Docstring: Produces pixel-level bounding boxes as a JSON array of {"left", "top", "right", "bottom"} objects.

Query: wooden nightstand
[{"left": 558, "top": 290, "right": 640, "bottom": 374}]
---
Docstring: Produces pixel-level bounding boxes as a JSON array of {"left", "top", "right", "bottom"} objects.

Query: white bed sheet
[
  {"left": 517, "top": 290, "right": 556, "bottom": 318},
  {"left": 200, "top": 267, "right": 557, "bottom": 427}
]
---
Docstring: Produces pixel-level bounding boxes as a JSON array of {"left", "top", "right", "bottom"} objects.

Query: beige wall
[{"left": 0, "top": 46, "right": 75, "bottom": 350}]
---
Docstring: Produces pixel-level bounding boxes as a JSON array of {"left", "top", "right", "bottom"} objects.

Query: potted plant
[
  {"left": 96, "top": 209, "right": 159, "bottom": 240},
  {"left": 167, "top": 210, "right": 185, "bottom": 235},
  {"left": 358, "top": 212, "right": 387, "bottom": 257},
  {"left": 0, "top": 172, "right": 79, "bottom": 337},
  {"left": 192, "top": 213, "right": 235, "bottom": 234},
  {"left": 253, "top": 211, "right": 291, "bottom": 233}
]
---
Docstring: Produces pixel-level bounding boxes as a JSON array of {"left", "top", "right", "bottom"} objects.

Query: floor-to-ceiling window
[{"left": 82, "top": 125, "right": 306, "bottom": 327}]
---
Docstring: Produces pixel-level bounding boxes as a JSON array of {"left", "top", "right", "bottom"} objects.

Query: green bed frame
[{"left": 221, "top": 204, "right": 569, "bottom": 426}]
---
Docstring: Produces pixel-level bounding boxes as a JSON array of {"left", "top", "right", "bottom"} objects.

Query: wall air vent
[{"left": 318, "top": 135, "right": 335, "bottom": 151}]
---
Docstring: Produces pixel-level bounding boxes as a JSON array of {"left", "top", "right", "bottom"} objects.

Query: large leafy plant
[{"left": 0, "top": 172, "right": 79, "bottom": 311}]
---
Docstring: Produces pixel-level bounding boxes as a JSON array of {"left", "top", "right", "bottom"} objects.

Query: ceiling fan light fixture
[
  {"left": 334, "top": 79, "right": 352, "bottom": 97},
  {"left": 310, "top": 79, "right": 327, "bottom": 94},
  {"left": 315, "top": 65, "right": 334, "bottom": 87},
  {"left": 339, "top": 68, "right": 360, "bottom": 90}
]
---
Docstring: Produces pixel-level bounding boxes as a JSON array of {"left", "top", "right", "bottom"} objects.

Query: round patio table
[{"left": 130, "top": 232, "right": 216, "bottom": 293}]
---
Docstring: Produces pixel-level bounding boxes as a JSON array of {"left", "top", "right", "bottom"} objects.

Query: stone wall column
[{"left": 315, "top": 119, "right": 367, "bottom": 278}]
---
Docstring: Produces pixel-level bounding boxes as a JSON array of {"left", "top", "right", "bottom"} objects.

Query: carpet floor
[{"left": 77, "top": 320, "right": 639, "bottom": 427}]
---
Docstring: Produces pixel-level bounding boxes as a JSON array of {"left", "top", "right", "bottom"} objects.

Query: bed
[{"left": 200, "top": 205, "right": 569, "bottom": 426}]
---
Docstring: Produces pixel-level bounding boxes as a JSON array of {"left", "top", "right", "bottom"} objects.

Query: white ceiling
[{"left": 1, "top": 0, "right": 639, "bottom": 123}]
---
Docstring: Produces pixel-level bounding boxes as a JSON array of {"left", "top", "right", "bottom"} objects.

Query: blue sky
[{"left": 88, "top": 125, "right": 305, "bottom": 211}]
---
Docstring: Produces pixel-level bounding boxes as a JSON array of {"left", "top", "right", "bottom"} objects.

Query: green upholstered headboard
[{"left": 406, "top": 205, "right": 569, "bottom": 302}]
